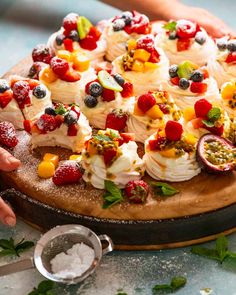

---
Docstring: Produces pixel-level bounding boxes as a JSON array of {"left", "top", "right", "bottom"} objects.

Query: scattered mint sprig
[
  {"left": 152, "top": 276, "right": 187, "bottom": 294},
  {"left": 202, "top": 107, "right": 221, "bottom": 128},
  {"left": 150, "top": 181, "right": 179, "bottom": 196},
  {"left": 28, "top": 280, "right": 55, "bottom": 295},
  {"left": 163, "top": 21, "right": 177, "bottom": 31},
  {"left": 0, "top": 237, "right": 34, "bottom": 257},
  {"left": 93, "top": 134, "right": 112, "bottom": 142},
  {"left": 103, "top": 180, "right": 124, "bottom": 209}
]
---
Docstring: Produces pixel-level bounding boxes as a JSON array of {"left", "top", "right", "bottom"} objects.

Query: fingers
[
  {"left": 0, "top": 147, "right": 21, "bottom": 172},
  {"left": 0, "top": 197, "right": 16, "bottom": 226}
]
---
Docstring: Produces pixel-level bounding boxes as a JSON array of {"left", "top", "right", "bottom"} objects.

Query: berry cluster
[
  {"left": 112, "top": 10, "right": 151, "bottom": 35},
  {"left": 216, "top": 38, "right": 236, "bottom": 64},
  {"left": 0, "top": 121, "right": 18, "bottom": 148}
]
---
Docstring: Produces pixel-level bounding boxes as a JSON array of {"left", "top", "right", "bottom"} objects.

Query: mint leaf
[
  {"left": 0, "top": 237, "right": 34, "bottom": 258},
  {"left": 150, "top": 182, "right": 179, "bottom": 196},
  {"left": 191, "top": 246, "right": 221, "bottom": 261},
  {"left": 0, "top": 238, "right": 15, "bottom": 250},
  {"left": 102, "top": 181, "right": 124, "bottom": 209},
  {"left": 55, "top": 104, "right": 67, "bottom": 115},
  {"left": 94, "top": 134, "right": 112, "bottom": 142},
  {"left": 202, "top": 120, "right": 215, "bottom": 128},
  {"left": 222, "top": 253, "right": 236, "bottom": 272},
  {"left": 216, "top": 235, "right": 228, "bottom": 261},
  {"left": 152, "top": 276, "right": 187, "bottom": 293},
  {"left": 0, "top": 249, "right": 16, "bottom": 257},
  {"left": 28, "top": 280, "right": 55, "bottom": 295},
  {"left": 163, "top": 21, "right": 177, "bottom": 31},
  {"left": 207, "top": 107, "right": 221, "bottom": 122}
]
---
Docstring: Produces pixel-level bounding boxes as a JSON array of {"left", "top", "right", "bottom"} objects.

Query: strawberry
[
  {"left": 63, "top": 38, "right": 74, "bottom": 52},
  {"left": 53, "top": 160, "right": 83, "bottom": 186},
  {"left": 205, "top": 125, "right": 224, "bottom": 136},
  {"left": 125, "top": 180, "right": 149, "bottom": 204},
  {"left": 190, "top": 82, "right": 207, "bottom": 94},
  {"left": 23, "top": 120, "right": 32, "bottom": 134},
  {"left": 120, "top": 132, "right": 135, "bottom": 143},
  {"left": 105, "top": 110, "right": 128, "bottom": 131},
  {"left": 28, "top": 79, "right": 40, "bottom": 90},
  {"left": 226, "top": 52, "right": 236, "bottom": 64},
  {"left": 137, "top": 93, "right": 156, "bottom": 113},
  {"left": 157, "top": 103, "right": 170, "bottom": 114},
  {"left": 170, "top": 77, "right": 180, "bottom": 86},
  {"left": 55, "top": 114, "right": 64, "bottom": 128},
  {"left": 148, "top": 136, "right": 166, "bottom": 151},
  {"left": 80, "top": 35, "right": 97, "bottom": 51},
  {"left": 36, "top": 114, "right": 58, "bottom": 132},
  {"left": 148, "top": 49, "right": 160, "bottom": 63},
  {"left": 62, "top": 13, "right": 78, "bottom": 31},
  {"left": 50, "top": 57, "right": 69, "bottom": 76},
  {"left": 61, "top": 69, "right": 81, "bottom": 82},
  {"left": 165, "top": 120, "right": 183, "bottom": 141},
  {"left": 194, "top": 99, "right": 212, "bottom": 118},
  {"left": 103, "top": 148, "right": 117, "bottom": 166},
  {"left": 0, "top": 121, "right": 18, "bottom": 148},
  {"left": 201, "top": 67, "right": 209, "bottom": 79},
  {"left": 102, "top": 88, "right": 115, "bottom": 102},
  {"left": 32, "top": 44, "right": 53, "bottom": 64},
  {"left": 131, "top": 12, "right": 150, "bottom": 35},
  {"left": 177, "top": 38, "right": 191, "bottom": 52},
  {"left": 67, "top": 123, "right": 78, "bottom": 136},
  {"left": 12, "top": 81, "right": 30, "bottom": 109},
  {"left": 88, "top": 26, "right": 101, "bottom": 41},
  {"left": 121, "top": 82, "right": 133, "bottom": 98},
  {"left": 0, "top": 90, "right": 13, "bottom": 108},
  {"left": 176, "top": 20, "right": 197, "bottom": 39}
]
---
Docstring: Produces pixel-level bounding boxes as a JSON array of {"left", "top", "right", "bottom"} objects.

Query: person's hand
[{"left": 0, "top": 147, "right": 21, "bottom": 226}]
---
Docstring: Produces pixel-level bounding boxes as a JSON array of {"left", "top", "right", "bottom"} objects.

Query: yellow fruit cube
[
  {"left": 37, "top": 161, "right": 55, "bottom": 179},
  {"left": 159, "top": 148, "right": 178, "bottom": 158},
  {"left": 144, "top": 62, "right": 159, "bottom": 71},
  {"left": 43, "top": 153, "right": 59, "bottom": 167},
  {"left": 184, "top": 133, "right": 197, "bottom": 145},
  {"left": 40, "top": 67, "right": 58, "bottom": 84},
  {"left": 57, "top": 50, "right": 72, "bottom": 62},
  {"left": 146, "top": 105, "right": 163, "bottom": 120},
  {"left": 221, "top": 81, "right": 236, "bottom": 100},
  {"left": 87, "top": 141, "right": 97, "bottom": 156},
  {"left": 132, "top": 60, "right": 144, "bottom": 72},
  {"left": 127, "top": 39, "right": 137, "bottom": 51},
  {"left": 73, "top": 53, "right": 90, "bottom": 72},
  {"left": 183, "top": 107, "right": 196, "bottom": 122},
  {"left": 133, "top": 49, "right": 151, "bottom": 62},
  {"left": 69, "top": 155, "right": 82, "bottom": 161},
  {"left": 158, "top": 129, "right": 166, "bottom": 137},
  {"left": 133, "top": 103, "right": 145, "bottom": 116}
]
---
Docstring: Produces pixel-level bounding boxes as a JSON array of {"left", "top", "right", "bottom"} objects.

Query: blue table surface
[{"left": 1, "top": 1, "right": 236, "bottom": 294}]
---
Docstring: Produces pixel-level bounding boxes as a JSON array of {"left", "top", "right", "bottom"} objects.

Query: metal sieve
[{"left": 0, "top": 224, "right": 114, "bottom": 284}]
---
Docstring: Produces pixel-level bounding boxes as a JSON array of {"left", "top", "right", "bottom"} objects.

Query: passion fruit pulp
[{"left": 197, "top": 134, "right": 236, "bottom": 174}]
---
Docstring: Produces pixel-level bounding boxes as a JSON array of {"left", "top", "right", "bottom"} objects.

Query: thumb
[
  {"left": 0, "top": 147, "right": 21, "bottom": 172},
  {"left": 0, "top": 197, "right": 16, "bottom": 226}
]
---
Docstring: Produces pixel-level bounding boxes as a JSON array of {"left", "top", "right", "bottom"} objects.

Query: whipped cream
[
  {"left": 31, "top": 112, "right": 92, "bottom": 152},
  {"left": 144, "top": 134, "right": 201, "bottom": 182},
  {"left": 82, "top": 141, "right": 145, "bottom": 189},
  {"left": 0, "top": 98, "right": 24, "bottom": 129}
]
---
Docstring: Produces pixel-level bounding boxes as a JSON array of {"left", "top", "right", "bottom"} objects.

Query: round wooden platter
[{"left": 1, "top": 57, "right": 236, "bottom": 250}]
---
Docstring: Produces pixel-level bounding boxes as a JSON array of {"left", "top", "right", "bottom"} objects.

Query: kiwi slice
[
  {"left": 177, "top": 61, "right": 198, "bottom": 79},
  {"left": 77, "top": 16, "right": 93, "bottom": 40},
  {"left": 98, "top": 70, "right": 123, "bottom": 92}
]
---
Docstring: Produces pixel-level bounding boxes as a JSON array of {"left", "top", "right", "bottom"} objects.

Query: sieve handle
[
  {"left": 0, "top": 257, "right": 35, "bottom": 276},
  {"left": 99, "top": 234, "right": 114, "bottom": 255}
]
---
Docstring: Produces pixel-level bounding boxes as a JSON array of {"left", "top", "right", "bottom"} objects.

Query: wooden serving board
[{"left": 1, "top": 57, "right": 236, "bottom": 249}]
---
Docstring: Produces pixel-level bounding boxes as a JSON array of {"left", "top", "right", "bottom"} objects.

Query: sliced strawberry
[
  {"left": 148, "top": 49, "right": 160, "bottom": 63},
  {"left": 120, "top": 132, "right": 135, "bottom": 143},
  {"left": 103, "top": 148, "right": 117, "bottom": 166},
  {"left": 55, "top": 114, "right": 64, "bottom": 128},
  {"left": 137, "top": 93, "right": 156, "bottom": 113},
  {"left": 0, "top": 90, "right": 13, "bottom": 108},
  {"left": 105, "top": 110, "right": 128, "bottom": 132},
  {"left": 88, "top": 26, "right": 101, "bottom": 41},
  {"left": 226, "top": 52, "right": 236, "bottom": 64},
  {"left": 23, "top": 120, "right": 32, "bottom": 134},
  {"left": 170, "top": 77, "right": 180, "bottom": 86},
  {"left": 194, "top": 99, "right": 212, "bottom": 118},
  {"left": 53, "top": 160, "right": 83, "bottom": 186},
  {"left": 165, "top": 120, "right": 183, "bottom": 141},
  {"left": 0, "top": 121, "right": 18, "bottom": 148},
  {"left": 80, "top": 35, "right": 97, "bottom": 51},
  {"left": 125, "top": 180, "right": 149, "bottom": 204},
  {"left": 190, "top": 82, "right": 207, "bottom": 94},
  {"left": 102, "top": 88, "right": 115, "bottom": 102},
  {"left": 121, "top": 82, "right": 133, "bottom": 98},
  {"left": 63, "top": 38, "right": 74, "bottom": 52},
  {"left": 177, "top": 38, "right": 191, "bottom": 52},
  {"left": 201, "top": 67, "right": 209, "bottom": 79},
  {"left": 67, "top": 123, "right": 78, "bottom": 136},
  {"left": 148, "top": 136, "right": 166, "bottom": 151},
  {"left": 61, "top": 69, "right": 81, "bottom": 82}
]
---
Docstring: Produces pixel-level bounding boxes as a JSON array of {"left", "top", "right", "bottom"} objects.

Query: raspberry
[
  {"left": 194, "top": 99, "right": 212, "bottom": 118},
  {"left": 136, "top": 36, "right": 154, "bottom": 53},
  {"left": 125, "top": 180, "right": 149, "bottom": 203},
  {"left": 80, "top": 35, "right": 97, "bottom": 51},
  {"left": 53, "top": 160, "right": 83, "bottom": 186},
  {"left": 12, "top": 81, "right": 30, "bottom": 109},
  {"left": 0, "top": 121, "right": 18, "bottom": 148},
  {"left": 32, "top": 44, "right": 53, "bottom": 64},
  {"left": 121, "top": 82, "right": 133, "bottom": 98},
  {"left": 105, "top": 110, "right": 128, "bottom": 132},
  {"left": 137, "top": 93, "right": 156, "bottom": 113},
  {"left": 36, "top": 114, "right": 58, "bottom": 132},
  {"left": 62, "top": 13, "right": 78, "bottom": 31},
  {"left": 102, "top": 88, "right": 115, "bottom": 102},
  {"left": 50, "top": 57, "right": 70, "bottom": 76},
  {"left": 165, "top": 120, "right": 183, "bottom": 141}
]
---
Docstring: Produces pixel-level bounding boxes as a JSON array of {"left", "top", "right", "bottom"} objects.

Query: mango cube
[
  {"left": 183, "top": 107, "right": 196, "bottom": 122},
  {"left": 73, "top": 53, "right": 90, "bottom": 72},
  {"left": 133, "top": 103, "right": 145, "bottom": 116},
  {"left": 221, "top": 81, "right": 236, "bottom": 100},
  {"left": 184, "top": 133, "right": 197, "bottom": 145},
  {"left": 146, "top": 105, "right": 163, "bottom": 119},
  {"left": 69, "top": 155, "right": 82, "bottom": 161},
  {"left": 159, "top": 148, "right": 177, "bottom": 158},
  {"left": 43, "top": 153, "right": 59, "bottom": 167},
  {"left": 38, "top": 161, "right": 55, "bottom": 179},
  {"left": 40, "top": 67, "right": 58, "bottom": 84},
  {"left": 132, "top": 60, "right": 144, "bottom": 72},
  {"left": 133, "top": 49, "right": 151, "bottom": 62},
  {"left": 57, "top": 50, "right": 72, "bottom": 62},
  {"left": 144, "top": 62, "right": 159, "bottom": 71},
  {"left": 158, "top": 129, "right": 166, "bottom": 137},
  {"left": 87, "top": 141, "right": 97, "bottom": 156},
  {"left": 127, "top": 39, "right": 137, "bottom": 51}
]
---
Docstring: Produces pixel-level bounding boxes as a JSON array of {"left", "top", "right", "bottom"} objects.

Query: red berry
[
  {"left": 148, "top": 136, "right": 166, "bottom": 151},
  {"left": 170, "top": 77, "right": 180, "bottom": 86},
  {"left": 71, "top": 105, "right": 81, "bottom": 119},
  {"left": 120, "top": 132, "right": 135, "bottom": 143},
  {"left": 148, "top": 49, "right": 160, "bottom": 63},
  {"left": 80, "top": 35, "right": 97, "bottom": 51},
  {"left": 50, "top": 57, "right": 70, "bottom": 76},
  {"left": 12, "top": 81, "right": 30, "bottom": 109},
  {"left": 177, "top": 38, "right": 191, "bottom": 52},
  {"left": 205, "top": 125, "right": 224, "bottom": 136},
  {"left": 32, "top": 44, "right": 53, "bottom": 64},
  {"left": 63, "top": 38, "right": 74, "bottom": 52},
  {"left": 28, "top": 62, "right": 45, "bottom": 80},
  {"left": 105, "top": 110, "right": 128, "bottom": 132},
  {"left": 121, "top": 82, "right": 133, "bottom": 98},
  {"left": 23, "top": 120, "right": 32, "bottom": 134},
  {"left": 125, "top": 180, "right": 149, "bottom": 204},
  {"left": 53, "top": 160, "right": 83, "bottom": 186},
  {"left": 36, "top": 114, "right": 57, "bottom": 132},
  {"left": 102, "top": 88, "right": 115, "bottom": 102},
  {"left": 191, "top": 117, "right": 204, "bottom": 129},
  {"left": 176, "top": 20, "right": 197, "bottom": 39},
  {"left": 61, "top": 69, "right": 81, "bottom": 82},
  {"left": 194, "top": 99, "right": 212, "bottom": 118},
  {"left": 226, "top": 52, "right": 236, "bottom": 64},
  {"left": 201, "top": 67, "right": 209, "bottom": 79},
  {"left": 88, "top": 26, "right": 101, "bottom": 41},
  {"left": 165, "top": 120, "right": 183, "bottom": 141},
  {"left": 0, "top": 121, "right": 18, "bottom": 148},
  {"left": 190, "top": 82, "right": 207, "bottom": 94},
  {"left": 157, "top": 103, "right": 170, "bottom": 114},
  {"left": 28, "top": 79, "right": 40, "bottom": 90},
  {"left": 85, "top": 79, "right": 99, "bottom": 94},
  {"left": 103, "top": 148, "right": 117, "bottom": 166},
  {"left": 137, "top": 93, "right": 156, "bottom": 113},
  {"left": 0, "top": 90, "right": 13, "bottom": 108},
  {"left": 67, "top": 123, "right": 78, "bottom": 136},
  {"left": 131, "top": 12, "right": 150, "bottom": 35},
  {"left": 136, "top": 36, "right": 154, "bottom": 53},
  {"left": 62, "top": 13, "right": 78, "bottom": 31},
  {"left": 55, "top": 114, "right": 64, "bottom": 128}
]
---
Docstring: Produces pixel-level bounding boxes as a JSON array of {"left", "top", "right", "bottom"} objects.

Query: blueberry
[
  {"left": 168, "top": 31, "right": 177, "bottom": 40},
  {"left": 56, "top": 33, "right": 65, "bottom": 46},
  {"left": 89, "top": 82, "right": 103, "bottom": 97},
  {"left": 113, "top": 19, "right": 126, "bottom": 31},
  {"left": 64, "top": 110, "right": 78, "bottom": 125},
  {"left": 113, "top": 73, "right": 125, "bottom": 86},
  {"left": 195, "top": 32, "right": 206, "bottom": 45},
  {"left": 0, "top": 80, "right": 10, "bottom": 93},
  {"left": 121, "top": 11, "right": 133, "bottom": 25},
  {"left": 84, "top": 95, "right": 98, "bottom": 108},
  {"left": 190, "top": 71, "right": 204, "bottom": 82},
  {"left": 217, "top": 39, "right": 227, "bottom": 51},
  {"left": 69, "top": 30, "right": 80, "bottom": 42},
  {"left": 169, "top": 65, "right": 178, "bottom": 78},
  {"left": 45, "top": 106, "right": 56, "bottom": 116},
  {"left": 33, "top": 85, "right": 47, "bottom": 99},
  {"left": 227, "top": 40, "right": 236, "bottom": 52},
  {"left": 179, "top": 78, "right": 190, "bottom": 90}
]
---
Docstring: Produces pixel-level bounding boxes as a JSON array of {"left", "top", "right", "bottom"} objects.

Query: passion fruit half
[{"left": 197, "top": 134, "right": 236, "bottom": 174}]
